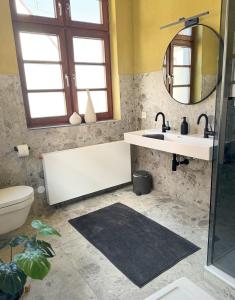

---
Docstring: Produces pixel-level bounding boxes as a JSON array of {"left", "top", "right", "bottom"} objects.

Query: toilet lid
[{"left": 0, "top": 186, "right": 34, "bottom": 209}]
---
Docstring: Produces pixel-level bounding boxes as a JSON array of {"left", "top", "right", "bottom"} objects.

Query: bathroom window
[{"left": 10, "top": 0, "right": 112, "bottom": 128}]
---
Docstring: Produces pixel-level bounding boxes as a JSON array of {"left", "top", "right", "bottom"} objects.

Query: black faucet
[
  {"left": 197, "top": 114, "right": 215, "bottom": 138},
  {"left": 155, "top": 112, "right": 171, "bottom": 133}
]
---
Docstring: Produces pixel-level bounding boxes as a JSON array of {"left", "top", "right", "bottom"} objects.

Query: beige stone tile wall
[
  {"left": 133, "top": 71, "right": 216, "bottom": 209},
  {"left": 0, "top": 70, "right": 217, "bottom": 212},
  {"left": 0, "top": 74, "right": 136, "bottom": 213}
]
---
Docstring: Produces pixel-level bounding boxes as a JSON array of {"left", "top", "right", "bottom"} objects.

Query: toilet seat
[{"left": 0, "top": 186, "right": 34, "bottom": 209}]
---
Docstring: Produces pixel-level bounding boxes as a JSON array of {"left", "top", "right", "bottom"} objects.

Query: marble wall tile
[
  {"left": 133, "top": 71, "right": 216, "bottom": 209},
  {"left": 0, "top": 74, "right": 136, "bottom": 213},
  {"left": 134, "top": 71, "right": 216, "bottom": 133},
  {"left": 0, "top": 69, "right": 216, "bottom": 212}
]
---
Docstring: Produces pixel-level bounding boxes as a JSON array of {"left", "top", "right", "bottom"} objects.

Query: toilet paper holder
[{"left": 14, "top": 146, "right": 30, "bottom": 152}]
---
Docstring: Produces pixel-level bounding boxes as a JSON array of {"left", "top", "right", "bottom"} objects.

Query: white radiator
[{"left": 42, "top": 141, "right": 131, "bottom": 205}]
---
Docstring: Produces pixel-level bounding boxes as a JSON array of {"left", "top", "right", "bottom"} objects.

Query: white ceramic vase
[
  {"left": 85, "top": 90, "right": 97, "bottom": 123},
  {"left": 69, "top": 112, "right": 82, "bottom": 125}
]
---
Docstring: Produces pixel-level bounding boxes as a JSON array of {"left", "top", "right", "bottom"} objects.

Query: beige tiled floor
[{"left": 0, "top": 186, "right": 233, "bottom": 300}]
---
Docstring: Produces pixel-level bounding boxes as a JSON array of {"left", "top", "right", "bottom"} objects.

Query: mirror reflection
[{"left": 163, "top": 25, "right": 220, "bottom": 104}]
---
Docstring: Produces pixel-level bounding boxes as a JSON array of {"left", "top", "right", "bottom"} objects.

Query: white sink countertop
[{"left": 124, "top": 129, "right": 214, "bottom": 161}]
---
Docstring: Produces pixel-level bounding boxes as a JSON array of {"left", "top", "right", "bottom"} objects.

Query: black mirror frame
[{"left": 162, "top": 23, "right": 223, "bottom": 105}]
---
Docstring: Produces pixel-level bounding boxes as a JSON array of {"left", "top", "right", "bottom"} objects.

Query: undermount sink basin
[
  {"left": 142, "top": 133, "right": 165, "bottom": 140},
  {"left": 124, "top": 129, "right": 214, "bottom": 161}
]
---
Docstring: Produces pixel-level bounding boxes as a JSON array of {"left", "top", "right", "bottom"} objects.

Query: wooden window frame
[
  {"left": 10, "top": 0, "right": 64, "bottom": 25},
  {"left": 13, "top": 23, "right": 73, "bottom": 127},
  {"left": 64, "top": 0, "right": 109, "bottom": 31},
  {"left": 10, "top": 0, "right": 113, "bottom": 128},
  {"left": 165, "top": 33, "right": 194, "bottom": 104},
  {"left": 67, "top": 28, "right": 113, "bottom": 120}
]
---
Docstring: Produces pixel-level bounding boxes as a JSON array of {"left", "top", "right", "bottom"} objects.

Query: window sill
[{"left": 28, "top": 119, "right": 122, "bottom": 130}]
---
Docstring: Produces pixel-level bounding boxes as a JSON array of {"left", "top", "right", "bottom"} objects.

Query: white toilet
[{"left": 0, "top": 186, "right": 34, "bottom": 235}]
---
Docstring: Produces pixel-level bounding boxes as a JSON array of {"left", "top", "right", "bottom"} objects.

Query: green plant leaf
[
  {"left": 14, "top": 250, "right": 51, "bottom": 280},
  {"left": 31, "top": 220, "right": 61, "bottom": 237},
  {"left": 24, "top": 237, "right": 55, "bottom": 258},
  {"left": 36, "top": 240, "right": 55, "bottom": 258},
  {"left": 0, "top": 262, "right": 26, "bottom": 295},
  {"left": 9, "top": 235, "right": 29, "bottom": 248},
  {"left": 24, "top": 235, "right": 38, "bottom": 251},
  {"left": 0, "top": 235, "right": 29, "bottom": 251}
]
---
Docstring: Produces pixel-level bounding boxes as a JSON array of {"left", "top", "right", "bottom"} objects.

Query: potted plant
[{"left": 0, "top": 220, "right": 61, "bottom": 300}]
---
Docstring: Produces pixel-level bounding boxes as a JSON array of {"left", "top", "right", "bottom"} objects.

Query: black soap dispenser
[{"left": 181, "top": 117, "right": 189, "bottom": 135}]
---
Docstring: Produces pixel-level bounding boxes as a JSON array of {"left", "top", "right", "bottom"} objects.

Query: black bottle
[{"left": 181, "top": 117, "right": 189, "bottom": 135}]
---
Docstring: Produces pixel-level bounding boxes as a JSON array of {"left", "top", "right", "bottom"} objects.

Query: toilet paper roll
[{"left": 16, "top": 144, "right": 29, "bottom": 157}]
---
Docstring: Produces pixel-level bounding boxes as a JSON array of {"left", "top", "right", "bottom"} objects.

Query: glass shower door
[{"left": 208, "top": 0, "right": 235, "bottom": 278}]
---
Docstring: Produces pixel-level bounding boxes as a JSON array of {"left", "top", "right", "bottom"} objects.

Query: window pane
[
  {"left": 73, "top": 38, "right": 105, "bottom": 63},
  {"left": 28, "top": 92, "right": 67, "bottom": 118},
  {"left": 178, "top": 28, "right": 192, "bottom": 36},
  {"left": 75, "top": 65, "right": 106, "bottom": 89},
  {"left": 70, "top": 0, "right": 102, "bottom": 24},
  {"left": 15, "top": 0, "right": 56, "bottom": 18},
  {"left": 24, "top": 63, "right": 63, "bottom": 90},
  {"left": 173, "top": 67, "right": 191, "bottom": 85},
  {"left": 173, "top": 87, "right": 190, "bottom": 104},
  {"left": 77, "top": 91, "right": 108, "bottom": 114},
  {"left": 20, "top": 33, "right": 60, "bottom": 61},
  {"left": 173, "top": 46, "right": 191, "bottom": 65}
]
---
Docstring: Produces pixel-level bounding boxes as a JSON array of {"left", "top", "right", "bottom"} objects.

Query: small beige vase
[
  {"left": 85, "top": 89, "right": 97, "bottom": 123},
  {"left": 69, "top": 112, "right": 82, "bottom": 125}
]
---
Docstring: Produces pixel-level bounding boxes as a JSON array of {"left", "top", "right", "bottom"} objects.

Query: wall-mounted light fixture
[{"left": 160, "top": 11, "right": 209, "bottom": 30}]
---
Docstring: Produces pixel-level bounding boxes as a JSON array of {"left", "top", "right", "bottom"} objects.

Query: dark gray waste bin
[{"left": 133, "top": 170, "right": 152, "bottom": 196}]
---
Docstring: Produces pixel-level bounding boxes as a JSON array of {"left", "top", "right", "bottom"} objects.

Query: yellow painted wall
[
  {"left": 115, "top": 0, "right": 134, "bottom": 75},
  {"left": 109, "top": 0, "right": 133, "bottom": 118},
  {"left": 202, "top": 26, "right": 220, "bottom": 75},
  {"left": 0, "top": 0, "right": 221, "bottom": 76},
  {"left": 0, "top": 0, "right": 18, "bottom": 74},
  {"left": 133, "top": 0, "right": 221, "bottom": 74}
]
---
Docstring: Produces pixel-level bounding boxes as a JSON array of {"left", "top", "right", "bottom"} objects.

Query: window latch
[
  {"left": 65, "top": 74, "right": 70, "bottom": 88},
  {"left": 58, "top": 2, "right": 62, "bottom": 17},
  {"left": 66, "top": 3, "right": 71, "bottom": 17}
]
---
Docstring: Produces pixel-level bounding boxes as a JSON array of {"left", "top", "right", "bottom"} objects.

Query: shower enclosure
[{"left": 207, "top": 0, "right": 235, "bottom": 282}]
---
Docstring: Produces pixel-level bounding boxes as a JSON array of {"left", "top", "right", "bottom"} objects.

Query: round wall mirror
[{"left": 163, "top": 25, "right": 220, "bottom": 104}]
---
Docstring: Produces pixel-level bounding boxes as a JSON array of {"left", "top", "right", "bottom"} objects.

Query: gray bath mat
[{"left": 69, "top": 203, "right": 200, "bottom": 287}]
